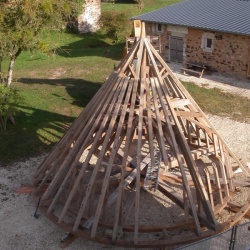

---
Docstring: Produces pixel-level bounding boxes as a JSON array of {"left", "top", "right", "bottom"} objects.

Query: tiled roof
[{"left": 131, "top": 0, "right": 250, "bottom": 36}]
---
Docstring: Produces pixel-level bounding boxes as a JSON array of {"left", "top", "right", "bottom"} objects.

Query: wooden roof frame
[{"left": 33, "top": 23, "right": 250, "bottom": 248}]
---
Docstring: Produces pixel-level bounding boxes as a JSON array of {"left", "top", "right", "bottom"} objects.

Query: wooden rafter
[{"left": 33, "top": 22, "right": 250, "bottom": 248}]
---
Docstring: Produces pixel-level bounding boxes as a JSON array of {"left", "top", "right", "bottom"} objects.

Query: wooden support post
[
  {"left": 110, "top": 78, "right": 139, "bottom": 241},
  {"left": 204, "top": 168, "right": 214, "bottom": 210},
  {"left": 89, "top": 77, "right": 133, "bottom": 237},
  {"left": 134, "top": 77, "right": 145, "bottom": 245},
  {"left": 212, "top": 163, "right": 223, "bottom": 204}
]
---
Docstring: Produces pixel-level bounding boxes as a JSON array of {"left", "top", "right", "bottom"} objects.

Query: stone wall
[
  {"left": 145, "top": 23, "right": 172, "bottom": 61},
  {"left": 186, "top": 28, "right": 250, "bottom": 77},
  {"left": 145, "top": 23, "right": 250, "bottom": 78},
  {"left": 78, "top": 0, "right": 101, "bottom": 33}
]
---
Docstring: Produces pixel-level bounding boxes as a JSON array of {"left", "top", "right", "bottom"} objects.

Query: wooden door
[{"left": 169, "top": 36, "right": 183, "bottom": 63}]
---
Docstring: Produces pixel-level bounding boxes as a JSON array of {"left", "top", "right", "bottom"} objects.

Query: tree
[
  {"left": 0, "top": 0, "right": 81, "bottom": 87},
  {"left": 0, "top": 84, "right": 19, "bottom": 130},
  {"left": 99, "top": 11, "right": 129, "bottom": 43}
]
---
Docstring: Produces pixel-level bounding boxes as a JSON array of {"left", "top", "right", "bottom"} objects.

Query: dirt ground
[{"left": 0, "top": 65, "right": 250, "bottom": 250}]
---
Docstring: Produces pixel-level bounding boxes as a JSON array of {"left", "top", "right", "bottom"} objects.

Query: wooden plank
[
  {"left": 55, "top": 77, "right": 126, "bottom": 223},
  {"left": 213, "top": 196, "right": 232, "bottom": 214},
  {"left": 134, "top": 77, "right": 145, "bottom": 244},
  {"left": 60, "top": 233, "right": 78, "bottom": 249},
  {"left": 117, "top": 40, "right": 140, "bottom": 75},
  {"left": 150, "top": 78, "right": 168, "bottom": 165},
  {"left": 176, "top": 110, "right": 202, "bottom": 118},
  {"left": 135, "top": 32, "right": 146, "bottom": 79},
  {"left": 43, "top": 76, "right": 126, "bottom": 210},
  {"left": 148, "top": 40, "right": 249, "bottom": 175},
  {"left": 186, "top": 120, "right": 191, "bottom": 144},
  {"left": 158, "top": 181, "right": 217, "bottom": 231},
  {"left": 145, "top": 38, "right": 206, "bottom": 232},
  {"left": 184, "top": 117, "right": 213, "bottom": 134},
  {"left": 171, "top": 99, "right": 190, "bottom": 110},
  {"left": 212, "top": 163, "right": 223, "bottom": 204},
  {"left": 141, "top": 43, "right": 148, "bottom": 79},
  {"left": 204, "top": 168, "right": 214, "bottom": 210},
  {"left": 72, "top": 76, "right": 129, "bottom": 231},
  {"left": 35, "top": 70, "right": 118, "bottom": 162},
  {"left": 144, "top": 74, "right": 202, "bottom": 236},
  {"left": 178, "top": 116, "right": 189, "bottom": 137},
  {"left": 181, "top": 68, "right": 204, "bottom": 78},
  {"left": 165, "top": 78, "right": 183, "bottom": 98},
  {"left": 44, "top": 206, "right": 225, "bottom": 248},
  {"left": 148, "top": 85, "right": 202, "bottom": 235},
  {"left": 223, "top": 198, "right": 250, "bottom": 228},
  {"left": 233, "top": 179, "right": 250, "bottom": 187},
  {"left": 195, "top": 125, "right": 201, "bottom": 146},
  {"left": 183, "top": 190, "right": 189, "bottom": 221},
  {"left": 224, "top": 150, "right": 234, "bottom": 191},
  {"left": 111, "top": 79, "right": 139, "bottom": 240},
  {"left": 159, "top": 66, "right": 165, "bottom": 76},
  {"left": 159, "top": 173, "right": 194, "bottom": 186},
  {"left": 90, "top": 76, "right": 135, "bottom": 238},
  {"left": 145, "top": 78, "right": 156, "bottom": 172},
  {"left": 204, "top": 130, "right": 210, "bottom": 151},
  {"left": 152, "top": 70, "right": 217, "bottom": 228},
  {"left": 227, "top": 202, "right": 250, "bottom": 219},
  {"left": 172, "top": 128, "right": 217, "bottom": 227},
  {"left": 34, "top": 73, "right": 120, "bottom": 187},
  {"left": 109, "top": 152, "right": 153, "bottom": 204},
  {"left": 213, "top": 155, "right": 230, "bottom": 198},
  {"left": 128, "top": 64, "right": 137, "bottom": 78},
  {"left": 111, "top": 82, "right": 139, "bottom": 240}
]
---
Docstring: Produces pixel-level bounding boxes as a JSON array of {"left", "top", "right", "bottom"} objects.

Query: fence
[{"left": 176, "top": 222, "right": 250, "bottom": 250}]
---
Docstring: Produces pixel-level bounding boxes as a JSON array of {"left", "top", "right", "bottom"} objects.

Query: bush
[
  {"left": 100, "top": 11, "right": 130, "bottom": 43},
  {"left": 0, "top": 84, "right": 19, "bottom": 130}
]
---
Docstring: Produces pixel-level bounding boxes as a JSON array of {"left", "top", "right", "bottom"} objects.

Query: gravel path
[
  {"left": 169, "top": 62, "right": 250, "bottom": 99},
  {"left": 0, "top": 69, "right": 249, "bottom": 249}
]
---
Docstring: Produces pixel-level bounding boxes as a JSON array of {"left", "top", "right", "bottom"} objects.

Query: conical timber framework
[{"left": 33, "top": 23, "right": 250, "bottom": 248}]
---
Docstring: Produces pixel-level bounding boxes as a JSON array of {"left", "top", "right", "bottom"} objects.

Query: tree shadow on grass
[
  {"left": 17, "top": 78, "right": 101, "bottom": 108},
  {"left": 0, "top": 78, "right": 102, "bottom": 166},
  {"left": 57, "top": 32, "right": 125, "bottom": 61},
  {"left": 115, "top": 0, "right": 137, "bottom": 3},
  {"left": 0, "top": 105, "right": 75, "bottom": 166}
]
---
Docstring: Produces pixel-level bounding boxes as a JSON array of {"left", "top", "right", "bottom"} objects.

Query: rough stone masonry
[{"left": 78, "top": 0, "right": 101, "bottom": 33}]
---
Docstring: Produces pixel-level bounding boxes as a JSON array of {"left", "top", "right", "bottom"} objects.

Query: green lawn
[
  {"left": 182, "top": 82, "right": 250, "bottom": 123},
  {"left": 102, "top": 0, "right": 182, "bottom": 13},
  {"left": 0, "top": 0, "right": 249, "bottom": 166},
  {"left": 0, "top": 30, "right": 124, "bottom": 165}
]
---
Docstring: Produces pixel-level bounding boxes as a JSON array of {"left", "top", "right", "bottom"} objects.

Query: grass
[
  {"left": 101, "top": 0, "right": 183, "bottom": 38},
  {"left": 0, "top": 30, "right": 123, "bottom": 165},
  {"left": 0, "top": 0, "right": 249, "bottom": 166},
  {"left": 182, "top": 82, "right": 250, "bottom": 123},
  {"left": 102, "top": 0, "right": 182, "bottom": 13}
]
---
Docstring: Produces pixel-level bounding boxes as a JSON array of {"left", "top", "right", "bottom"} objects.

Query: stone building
[
  {"left": 131, "top": 0, "right": 250, "bottom": 78},
  {"left": 78, "top": 0, "right": 101, "bottom": 33}
]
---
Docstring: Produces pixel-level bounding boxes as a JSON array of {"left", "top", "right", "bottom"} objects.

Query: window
[
  {"left": 205, "top": 38, "right": 212, "bottom": 49},
  {"left": 156, "top": 23, "right": 163, "bottom": 32},
  {"left": 201, "top": 33, "right": 214, "bottom": 52}
]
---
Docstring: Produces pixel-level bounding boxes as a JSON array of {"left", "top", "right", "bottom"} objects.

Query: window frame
[
  {"left": 201, "top": 33, "right": 214, "bottom": 52},
  {"left": 204, "top": 38, "right": 213, "bottom": 50},
  {"left": 156, "top": 23, "right": 163, "bottom": 33}
]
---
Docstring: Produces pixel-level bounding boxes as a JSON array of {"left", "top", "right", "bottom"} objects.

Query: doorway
[{"left": 169, "top": 36, "right": 183, "bottom": 63}]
